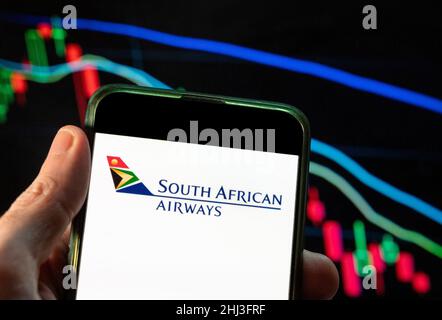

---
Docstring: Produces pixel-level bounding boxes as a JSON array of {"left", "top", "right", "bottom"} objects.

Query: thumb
[{"left": 0, "top": 125, "right": 91, "bottom": 265}]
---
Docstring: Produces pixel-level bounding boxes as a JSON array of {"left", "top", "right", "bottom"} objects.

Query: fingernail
[{"left": 50, "top": 129, "right": 74, "bottom": 155}]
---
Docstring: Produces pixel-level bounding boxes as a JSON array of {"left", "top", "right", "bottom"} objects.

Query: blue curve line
[
  {"left": 1, "top": 57, "right": 441, "bottom": 225},
  {"left": 1, "top": 13, "right": 442, "bottom": 115},
  {"left": 0, "top": 56, "right": 169, "bottom": 89},
  {"left": 311, "top": 140, "right": 442, "bottom": 225}
]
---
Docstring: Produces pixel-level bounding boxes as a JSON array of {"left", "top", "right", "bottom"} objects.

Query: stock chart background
[{"left": 0, "top": 1, "right": 441, "bottom": 299}]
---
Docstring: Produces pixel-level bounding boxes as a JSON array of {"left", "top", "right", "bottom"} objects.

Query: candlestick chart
[{"left": 0, "top": 3, "right": 441, "bottom": 299}]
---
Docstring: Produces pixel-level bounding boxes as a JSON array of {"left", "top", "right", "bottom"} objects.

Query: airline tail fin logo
[{"left": 107, "top": 156, "right": 152, "bottom": 196}]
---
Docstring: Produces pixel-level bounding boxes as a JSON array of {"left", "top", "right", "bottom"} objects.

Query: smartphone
[{"left": 68, "top": 84, "right": 310, "bottom": 300}]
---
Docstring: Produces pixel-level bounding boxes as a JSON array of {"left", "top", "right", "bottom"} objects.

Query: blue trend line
[
  {"left": 0, "top": 55, "right": 169, "bottom": 89},
  {"left": 311, "top": 140, "right": 442, "bottom": 225},
  {"left": 1, "top": 57, "right": 440, "bottom": 225},
  {"left": 2, "top": 13, "right": 442, "bottom": 115}
]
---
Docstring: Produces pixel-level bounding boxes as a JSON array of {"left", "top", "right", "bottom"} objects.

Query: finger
[
  {"left": 302, "top": 250, "right": 339, "bottom": 299},
  {"left": 0, "top": 126, "right": 91, "bottom": 264},
  {"left": 38, "top": 225, "right": 72, "bottom": 299}
]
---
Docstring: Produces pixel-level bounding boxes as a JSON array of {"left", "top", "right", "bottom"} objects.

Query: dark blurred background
[{"left": 0, "top": 1, "right": 441, "bottom": 299}]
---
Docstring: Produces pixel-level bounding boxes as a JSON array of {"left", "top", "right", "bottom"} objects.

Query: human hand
[{"left": 0, "top": 126, "right": 90, "bottom": 299}]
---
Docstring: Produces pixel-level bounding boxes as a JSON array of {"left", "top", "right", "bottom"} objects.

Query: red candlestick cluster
[
  {"left": 307, "top": 186, "right": 431, "bottom": 297},
  {"left": 66, "top": 43, "right": 100, "bottom": 125}
]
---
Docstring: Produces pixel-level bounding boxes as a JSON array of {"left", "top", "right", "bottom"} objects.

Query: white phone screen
[{"left": 76, "top": 132, "right": 299, "bottom": 299}]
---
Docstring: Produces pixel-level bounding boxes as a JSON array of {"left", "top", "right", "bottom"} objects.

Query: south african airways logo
[
  {"left": 107, "top": 156, "right": 152, "bottom": 196},
  {"left": 107, "top": 155, "right": 283, "bottom": 218}
]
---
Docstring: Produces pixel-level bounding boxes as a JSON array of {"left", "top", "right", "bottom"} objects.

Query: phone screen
[{"left": 74, "top": 91, "right": 307, "bottom": 299}]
